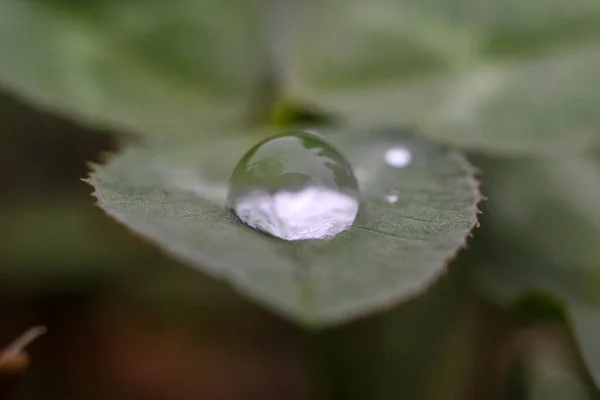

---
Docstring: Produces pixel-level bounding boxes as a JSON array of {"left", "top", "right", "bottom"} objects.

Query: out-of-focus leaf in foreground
[
  {"left": 287, "top": 0, "right": 600, "bottom": 154},
  {"left": 473, "top": 155, "right": 600, "bottom": 386},
  {"left": 0, "top": 0, "right": 266, "bottom": 135},
  {"left": 89, "top": 127, "right": 480, "bottom": 326}
]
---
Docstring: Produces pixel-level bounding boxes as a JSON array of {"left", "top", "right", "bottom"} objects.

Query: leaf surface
[{"left": 90, "top": 127, "right": 480, "bottom": 325}]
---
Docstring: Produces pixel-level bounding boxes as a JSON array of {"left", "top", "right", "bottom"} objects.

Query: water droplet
[
  {"left": 384, "top": 190, "right": 399, "bottom": 204},
  {"left": 384, "top": 147, "right": 412, "bottom": 168},
  {"left": 227, "top": 132, "right": 359, "bottom": 241}
]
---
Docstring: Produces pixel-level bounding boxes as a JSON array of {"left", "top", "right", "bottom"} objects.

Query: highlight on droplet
[{"left": 384, "top": 147, "right": 412, "bottom": 168}]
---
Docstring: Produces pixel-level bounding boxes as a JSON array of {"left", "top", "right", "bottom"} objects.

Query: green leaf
[
  {"left": 471, "top": 154, "right": 600, "bottom": 386},
  {"left": 475, "top": 155, "right": 600, "bottom": 273},
  {"left": 89, "top": 127, "right": 480, "bottom": 326},
  {"left": 0, "top": 0, "right": 267, "bottom": 134},
  {"left": 287, "top": 0, "right": 600, "bottom": 154}
]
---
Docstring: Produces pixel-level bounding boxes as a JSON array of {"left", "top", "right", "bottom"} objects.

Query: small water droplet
[
  {"left": 385, "top": 147, "right": 412, "bottom": 168},
  {"left": 384, "top": 190, "right": 399, "bottom": 204},
  {"left": 227, "top": 132, "right": 359, "bottom": 241}
]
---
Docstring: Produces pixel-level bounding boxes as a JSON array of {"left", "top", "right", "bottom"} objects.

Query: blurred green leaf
[
  {"left": 472, "top": 154, "right": 600, "bottom": 387},
  {"left": 476, "top": 155, "right": 600, "bottom": 273},
  {"left": 0, "top": 0, "right": 267, "bottom": 135},
  {"left": 89, "top": 127, "right": 479, "bottom": 326},
  {"left": 0, "top": 196, "right": 157, "bottom": 292},
  {"left": 287, "top": 0, "right": 600, "bottom": 154}
]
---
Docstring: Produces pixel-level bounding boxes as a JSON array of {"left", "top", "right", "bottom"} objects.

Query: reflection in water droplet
[
  {"left": 354, "top": 167, "right": 369, "bottom": 186},
  {"left": 385, "top": 147, "right": 412, "bottom": 168},
  {"left": 385, "top": 190, "right": 399, "bottom": 204},
  {"left": 227, "top": 132, "right": 359, "bottom": 241}
]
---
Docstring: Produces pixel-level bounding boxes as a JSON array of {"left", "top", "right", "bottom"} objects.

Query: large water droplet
[{"left": 227, "top": 131, "right": 359, "bottom": 241}]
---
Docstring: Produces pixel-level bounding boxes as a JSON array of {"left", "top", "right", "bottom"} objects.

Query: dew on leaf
[
  {"left": 227, "top": 131, "right": 359, "bottom": 241},
  {"left": 384, "top": 189, "right": 400, "bottom": 204},
  {"left": 385, "top": 146, "right": 412, "bottom": 168}
]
